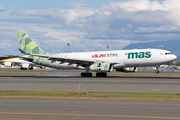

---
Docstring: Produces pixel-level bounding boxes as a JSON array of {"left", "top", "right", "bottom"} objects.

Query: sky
[{"left": 0, "top": 0, "right": 180, "bottom": 56}]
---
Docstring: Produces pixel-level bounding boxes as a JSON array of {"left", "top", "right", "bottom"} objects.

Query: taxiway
[{"left": 0, "top": 98, "right": 180, "bottom": 120}]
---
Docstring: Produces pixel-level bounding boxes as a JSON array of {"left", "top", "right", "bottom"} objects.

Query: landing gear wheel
[
  {"left": 81, "top": 72, "right": 86, "bottom": 77},
  {"left": 155, "top": 70, "right": 159, "bottom": 74},
  {"left": 102, "top": 73, "right": 107, "bottom": 77},
  {"left": 96, "top": 73, "right": 101, "bottom": 77},
  {"left": 96, "top": 73, "right": 107, "bottom": 77},
  {"left": 87, "top": 73, "right": 92, "bottom": 77},
  {"left": 81, "top": 72, "right": 92, "bottom": 77}
]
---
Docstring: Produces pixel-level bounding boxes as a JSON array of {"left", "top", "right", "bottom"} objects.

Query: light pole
[
  {"left": 107, "top": 45, "right": 109, "bottom": 51},
  {"left": 67, "top": 43, "right": 70, "bottom": 53}
]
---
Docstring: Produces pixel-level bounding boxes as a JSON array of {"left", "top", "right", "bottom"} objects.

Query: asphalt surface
[
  {"left": 1, "top": 69, "right": 180, "bottom": 93},
  {"left": 1, "top": 69, "right": 180, "bottom": 120},
  {"left": 0, "top": 75, "right": 180, "bottom": 93},
  {"left": 0, "top": 98, "right": 180, "bottom": 120}
]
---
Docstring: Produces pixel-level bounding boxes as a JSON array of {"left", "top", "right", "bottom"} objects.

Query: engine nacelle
[
  {"left": 21, "top": 63, "right": 30, "bottom": 68},
  {"left": 4, "top": 62, "right": 13, "bottom": 67},
  {"left": 89, "top": 63, "right": 113, "bottom": 72},
  {"left": 116, "top": 67, "right": 137, "bottom": 73}
]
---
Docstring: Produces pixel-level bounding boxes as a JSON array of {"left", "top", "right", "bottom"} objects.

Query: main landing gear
[
  {"left": 81, "top": 66, "right": 93, "bottom": 77},
  {"left": 81, "top": 72, "right": 92, "bottom": 77},
  {"left": 80, "top": 66, "right": 107, "bottom": 77},
  {"left": 80, "top": 72, "right": 107, "bottom": 77},
  {"left": 96, "top": 72, "right": 107, "bottom": 77}
]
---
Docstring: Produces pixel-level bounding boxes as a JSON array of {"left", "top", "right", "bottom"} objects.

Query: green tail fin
[{"left": 15, "top": 30, "right": 48, "bottom": 55}]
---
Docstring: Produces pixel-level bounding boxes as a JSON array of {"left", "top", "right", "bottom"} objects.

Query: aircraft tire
[
  {"left": 155, "top": 70, "right": 159, "bottom": 74},
  {"left": 102, "top": 73, "right": 107, "bottom": 77},
  {"left": 81, "top": 73, "right": 92, "bottom": 77},
  {"left": 87, "top": 73, "right": 92, "bottom": 77},
  {"left": 81, "top": 72, "right": 86, "bottom": 77},
  {"left": 96, "top": 73, "right": 102, "bottom": 77}
]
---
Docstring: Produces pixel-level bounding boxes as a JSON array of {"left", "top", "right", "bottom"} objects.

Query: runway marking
[{"left": 0, "top": 112, "right": 180, "bottom": 119}]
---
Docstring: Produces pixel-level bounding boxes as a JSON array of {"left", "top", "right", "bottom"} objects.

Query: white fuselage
[{"left": 55, "top": 49, "right": 177, "bottom": 70}]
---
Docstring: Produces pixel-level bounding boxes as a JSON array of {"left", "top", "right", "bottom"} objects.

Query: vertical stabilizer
[{"left": 15, "top": 30, "right": 48, "bottom": 54}]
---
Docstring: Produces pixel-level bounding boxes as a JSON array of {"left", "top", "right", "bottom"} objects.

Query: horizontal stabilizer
[{"left": 18, "top": 48, "right": 30, "bottom": 55}]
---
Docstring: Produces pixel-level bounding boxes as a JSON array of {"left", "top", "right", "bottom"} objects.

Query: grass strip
[{"left": 1, "top": 91, "right": 180, "bottom": 101}]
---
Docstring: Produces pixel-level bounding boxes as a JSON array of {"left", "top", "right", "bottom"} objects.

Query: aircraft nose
[{"left": 173, "top": 54, "right": 177, "bottom": 60}]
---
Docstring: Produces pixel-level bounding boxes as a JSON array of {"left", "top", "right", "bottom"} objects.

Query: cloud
[
  {"left": 135, "top": 26, "right": 180, "bottom": 33},
  {"left": 12, "top": 0, "right": 180, "bottom": 33},
  {"left": 0, "top": 5, "right": 10, "bottom": 17},
  {"left": 28, "top": 25, "right": 130, "bottom": 53},
  {"left": 1, "top": 0, "right": 180, "bottom": 55},
  {"left": 69, "top": 2, "right": 88, "bottom": 9}
]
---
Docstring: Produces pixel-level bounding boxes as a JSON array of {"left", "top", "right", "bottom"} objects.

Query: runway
[
  {"left": 0, "top": 75, "right": 180, "bottom": 93},
  {"left": 1, "top": 68, "right": 180, "bottom": 93},
  {"left": 1, "top": 69, "right": 180, "bottom": 120},
  {"left": 1, "top": 98, "right": 180, "bottom": 120}
]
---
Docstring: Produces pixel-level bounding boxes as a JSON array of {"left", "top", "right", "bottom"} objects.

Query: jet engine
[
  {"left": 116, "top": 67, "right": 137, "bottom": 73},
  {"left": 4, "top": 62, "right": 13, "bottom": 67},
  {"left": 21, "top": 63, "right": 30, "bottom": 68},
  {"left": 89, "top": 63, "right": 113, "bottom": 72},
  {"left": 20, "top": 63, "right": 33, "bottom": 70}
]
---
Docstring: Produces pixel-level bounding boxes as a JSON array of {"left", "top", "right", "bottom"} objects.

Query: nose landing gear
[
  {"left": 155, "top": 65, "right": 160, "bottom": 74},
  {"left": 155, "top": 70, "right": 159, "bottom": 74}
]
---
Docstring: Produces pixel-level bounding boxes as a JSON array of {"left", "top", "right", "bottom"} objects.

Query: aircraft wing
[{"left": 19, "top": 48, "right": 116, "bottom": 67}]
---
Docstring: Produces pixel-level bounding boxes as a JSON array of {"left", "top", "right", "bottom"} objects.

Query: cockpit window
[{"left": 165, "top": 52, "right": 172, "bottom": 55}]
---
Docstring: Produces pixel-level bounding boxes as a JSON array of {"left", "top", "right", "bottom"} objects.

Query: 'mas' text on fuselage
[{"left": 126, "top": 51, "right": 151, "bottom": 59}]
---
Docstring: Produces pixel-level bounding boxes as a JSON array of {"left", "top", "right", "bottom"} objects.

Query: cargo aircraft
[{"left": 16, "top": 30, "right": 177, "bottom": 77}]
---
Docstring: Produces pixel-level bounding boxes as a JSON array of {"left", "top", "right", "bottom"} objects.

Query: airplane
[
  {"left": 15, "top": 30, "right": 177, "bottom": 77},
  {"left": 0, "top": 56, "right": 43, "bottom": 70}
]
